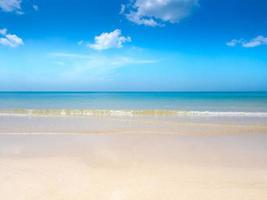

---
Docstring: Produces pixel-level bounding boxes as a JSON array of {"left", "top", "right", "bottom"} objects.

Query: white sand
[
  {"left": 1, "top": 133, "right": 267, "bottom": 200},
  {"left": 1, "top": 157, "right": 267, "bottom": 200}
]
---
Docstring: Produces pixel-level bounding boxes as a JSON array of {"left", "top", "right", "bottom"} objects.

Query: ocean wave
[{"left": 0, "top": 109, "right": 267, "bottom": 117}]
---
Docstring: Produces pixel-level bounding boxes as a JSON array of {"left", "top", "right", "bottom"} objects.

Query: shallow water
[{"left": 0, "top": 92, "right": 267, "bottom": 112}]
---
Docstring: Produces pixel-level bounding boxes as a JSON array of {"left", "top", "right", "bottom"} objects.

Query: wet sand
[
  {"left": 1, "top": 115, "right": 267, "bottom": 135},
  {"left": 0, "top": 116, "right": 267, "bottom": 199}
]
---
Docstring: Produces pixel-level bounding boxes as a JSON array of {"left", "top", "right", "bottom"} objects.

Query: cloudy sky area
[{"left": 0, "top": 0, "right": 267, "bottom": 91}]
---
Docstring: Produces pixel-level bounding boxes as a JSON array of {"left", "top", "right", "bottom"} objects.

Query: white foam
[{"left": 0, "top": 109, "right": 267, "bottom": 118}]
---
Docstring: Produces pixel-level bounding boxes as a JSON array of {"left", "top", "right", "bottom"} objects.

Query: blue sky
[{"left": 0, "top": 0, "right": 267, "bottom": 91}]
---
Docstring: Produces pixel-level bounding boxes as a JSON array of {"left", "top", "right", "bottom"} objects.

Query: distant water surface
[{"left": 0, "top": 92, "right": 266, "bottom": 117}]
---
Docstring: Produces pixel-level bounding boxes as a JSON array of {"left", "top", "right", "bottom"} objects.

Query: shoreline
[
  {"left": 1, "top": 109, "right": 267, "bottom": 117},
  {"left": 1, "top": 114, "right": 267, "bottom": 135}
]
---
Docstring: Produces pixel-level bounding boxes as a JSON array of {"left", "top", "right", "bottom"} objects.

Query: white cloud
[
  {"left": 227, "top": 35, "right": 267, "bottom": 48},
  {"left": 121, "top": 0, "right": 199, "bottom": 27},
  {"left": 0, "top": 28, "right": 7, "bottom": 35},
  {"left": 78, "top": 40, "right": 84, "bottom": 45},
  {"left": 242, "top": 36, "right": 267, "bottom": 48},
  {"left": 88, "top": 29, "right": 131, "bottom": 50},
  {"left": 226, "top": 39, "right": 243, "bottom": 47},
  {"left": 0, "top": 0, "right": 23, "bottom": 14},
  {"left": 33, "top": 4, "right": 38, "bottom": 11},
  {"left": 50, "top": 52, "right": 157, "bottom": 81},
  {"left": 50, "top": 52, "right": 157, "bottom": 66},
  {"left": 0, "top": 28, "right": 24, "bottom": 48}
]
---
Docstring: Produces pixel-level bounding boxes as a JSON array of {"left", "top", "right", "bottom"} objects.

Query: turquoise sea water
[{"left": 0, "top": 92, "right": 267, "bottom": 116}]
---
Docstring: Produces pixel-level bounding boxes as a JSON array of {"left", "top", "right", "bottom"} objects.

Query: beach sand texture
[{"left": 1, "top": 124, "right": 267, "bottom": 200}]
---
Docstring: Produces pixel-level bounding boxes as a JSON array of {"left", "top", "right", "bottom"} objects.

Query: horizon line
[{"left": 0, "top": 91, "right": 267, "bottom": 93}]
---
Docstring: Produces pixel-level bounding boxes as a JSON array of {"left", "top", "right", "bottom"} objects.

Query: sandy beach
[
  {"left": 1, "top": 115, "right": 267, "bottom": 200},
  {"left": 1, "top": 0, "right": 267, "bottom": 197}
]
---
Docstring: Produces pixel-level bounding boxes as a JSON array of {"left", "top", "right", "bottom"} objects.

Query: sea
[{"left": 0, "top": 92, "right": 267, "bottom": 117}]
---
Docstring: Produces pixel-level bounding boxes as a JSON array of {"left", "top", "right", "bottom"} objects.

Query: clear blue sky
[{"left": 0, "top": 0, "right": 267, "bottom": 91}]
